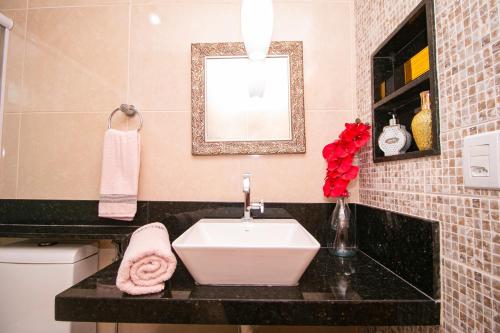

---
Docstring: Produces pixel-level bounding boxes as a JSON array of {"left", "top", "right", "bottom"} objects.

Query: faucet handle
[
  {"left": 249, "top": 199, "right": 264, "bottom": 214},
  {"left": 259, "top": 199, "right": 264, "bottom": 213}
]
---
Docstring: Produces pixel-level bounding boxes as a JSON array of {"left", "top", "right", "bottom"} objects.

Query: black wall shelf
[{"left": 371, "top": 0, "right": 440, "bottom": 163}]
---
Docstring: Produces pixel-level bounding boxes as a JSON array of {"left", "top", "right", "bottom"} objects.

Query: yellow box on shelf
[
  {"left": 404, "top": 46, "right": 429, "bottom": 84},
  {"left": 380, "top": 81, "right": 386, "bottom": 99}
]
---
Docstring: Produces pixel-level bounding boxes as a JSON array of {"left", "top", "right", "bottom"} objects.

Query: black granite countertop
[
  {"left": 0, "top": 224, "right": 135, "bottom": 241},
  {"left": 0, "top": 200, "right": 439, "bottom": 326},
  {"left": 55, "top": 249, "right": 439, "bottom": 326}
]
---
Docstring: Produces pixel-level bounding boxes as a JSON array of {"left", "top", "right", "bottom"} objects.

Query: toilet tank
[{"left": 0, "top": 240, "right": 99, "bottom": 333}]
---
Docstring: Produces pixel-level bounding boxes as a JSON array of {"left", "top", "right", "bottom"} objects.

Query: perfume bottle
[
  {"left": 411, "top": 91, "right": 433, "bottom": 151},
  {"left": 378, "top": 113, "right": 412, "bottom": 156}
]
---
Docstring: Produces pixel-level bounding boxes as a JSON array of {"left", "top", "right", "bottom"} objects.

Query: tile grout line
[
  {"left": 349, "top": 0, "right": 357, "bottom": 122},
  {"left": 125, "top": 1, "right": 132, "bottom": 131},
  {"left": 305, "top": 107, "right": 356, "bottom": 112},
  {"left": 358, "top": 187, "right": 498, "bottom": 200},
  {"left": 18, "top": 110, "right": 190, "bottom": 114},
  {"left": 17, "top": 109, "right": 357, "bottom": 114},
  {"left": 15, "top": 8, "right": 29, "bottom": 200},
  {"left": 435, "top": 9, "right": 446, "bottom": 320},
  {"left": 22, "top": 2, "right": 131, "bottom": 11}
]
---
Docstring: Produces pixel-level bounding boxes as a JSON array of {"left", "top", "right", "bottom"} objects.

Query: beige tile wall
[
  {"left": 0, "top": 0, "right": 358, "bottom": 204},
  {"left": 355, "top": 0, "right": 499, "bottom": 332},
  {"left": 0, "top": 1, "right": 358, "bottom": 333}
]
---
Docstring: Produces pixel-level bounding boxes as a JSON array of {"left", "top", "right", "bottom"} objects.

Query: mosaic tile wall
[{"left": 355, "top": 0, "right": 499, "bottom": 332}]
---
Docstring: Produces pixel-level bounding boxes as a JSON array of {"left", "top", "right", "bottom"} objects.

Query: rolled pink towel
[{"left": 116, "top": 223, "right": 177, "bottom": 295}]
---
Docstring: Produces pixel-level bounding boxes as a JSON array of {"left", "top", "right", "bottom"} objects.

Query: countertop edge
[
  {"left": 54, "top": 251, "right": 441, "bottom": 327},
  {"left": 55, "top": 294, "right": 440, "bottom": 326}
]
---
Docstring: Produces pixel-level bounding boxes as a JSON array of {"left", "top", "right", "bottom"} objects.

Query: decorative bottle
[
  {"left": 411, "top": 90, "right": 433, "bottom": 151},
  {"left": 377, "top": 113, "right": 412, "bottom": 156}
]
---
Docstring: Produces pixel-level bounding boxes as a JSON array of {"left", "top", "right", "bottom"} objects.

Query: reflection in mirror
[
  {"left": 192, "top": 41, "right": 305, "bottom": 155},
  {"left": 205, "top": 56, "right": 291, "bottom": 142}
]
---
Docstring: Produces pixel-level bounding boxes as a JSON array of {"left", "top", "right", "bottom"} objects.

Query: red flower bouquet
[{"left": 322, "top": 119, "right": 371, "bottom": 198}]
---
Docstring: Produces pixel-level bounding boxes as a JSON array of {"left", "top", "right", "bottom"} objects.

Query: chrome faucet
[{"left": 242, "top": 173, "right": 264, "bottom": 221}]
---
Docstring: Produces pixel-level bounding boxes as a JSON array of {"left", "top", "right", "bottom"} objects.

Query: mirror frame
[{"left": 191, "top": 41, "right": 305, "bottom": 155}]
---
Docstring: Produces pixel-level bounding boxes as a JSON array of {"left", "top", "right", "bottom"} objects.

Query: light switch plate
[{"left": 462, "top": 130, "right": 500, "bottom": 189}]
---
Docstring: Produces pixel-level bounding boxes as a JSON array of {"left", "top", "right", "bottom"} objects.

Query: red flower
[
  {"left": 327, "top": 155, "right": 353, "bottom": 173},
  {"left": 341, "top": 165, "right": 359, "bottom": 180},
  {"left": 323, "top": 177, "right": 349, "bottom": 198},
  {"left": 322, "top": 142, "right": 337, "bottom": 160},
  {"left": 321, "top": 120, "right": 371, "bottom": 198},
  {"left": 326, "top": 165, "right": 358, "bottom": 182},
  {"left": 340, "top": 122, "right": 371, "bottom": 150},
  {"left": 334, "top": 140, "right": 357, "bottom": 158},
  {"left": 322, "top": 139, "right": 357, "bottom": 161}
]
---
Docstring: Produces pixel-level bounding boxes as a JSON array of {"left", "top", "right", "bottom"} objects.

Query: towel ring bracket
[{"left": 108, "top": 104, "right": 143, "bottom": 131}]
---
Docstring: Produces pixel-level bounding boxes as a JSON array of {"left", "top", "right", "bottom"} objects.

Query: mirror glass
[
  {"left": 192, "top": 41, "right": 305, "bottom": 155},
  {"left": 205, "top": 56, "right": 291, "bottom": 142}
]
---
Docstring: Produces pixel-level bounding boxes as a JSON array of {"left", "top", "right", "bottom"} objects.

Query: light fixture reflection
[
  {"left": 247, "top": 60, "right": 267, "bottom": 98},
  {"left": 149, "top": 13, "right": 161, "bottom": 26}
]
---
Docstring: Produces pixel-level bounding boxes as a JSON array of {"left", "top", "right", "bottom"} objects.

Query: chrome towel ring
[{"left": 108, "top": 104, "right": 143, "bottom": 131}]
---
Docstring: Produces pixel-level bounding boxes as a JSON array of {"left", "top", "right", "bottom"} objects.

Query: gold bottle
[{"left": 411, "top": 91, "right": 433, "bottom": 151}]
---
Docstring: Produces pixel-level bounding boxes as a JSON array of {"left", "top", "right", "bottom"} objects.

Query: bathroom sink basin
[{"left": 172, "top": 219, "right": 320, "bottom": 286}]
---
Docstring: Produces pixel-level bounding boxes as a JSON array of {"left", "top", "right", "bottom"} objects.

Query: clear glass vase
[{"left": 327, "top": 197, "right": 356, "bottom": 257}]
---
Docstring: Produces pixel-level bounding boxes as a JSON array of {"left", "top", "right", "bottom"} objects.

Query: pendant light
[{"left": 241, "top": 0, "right": 274, "bottom": 97}]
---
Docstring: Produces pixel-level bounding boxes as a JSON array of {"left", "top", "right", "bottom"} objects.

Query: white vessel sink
[{"left": 172, "top": 219, "right": 320, "bottom": 286}]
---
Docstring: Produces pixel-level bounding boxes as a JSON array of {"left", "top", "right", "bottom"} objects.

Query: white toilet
[{"left": 0, "top": 240, "right": 99, "bottom": 333}]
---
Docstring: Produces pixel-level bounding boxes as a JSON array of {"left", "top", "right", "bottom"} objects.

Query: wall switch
[{"left": 463, "top": 130, "right": 500, "bottom": 189}]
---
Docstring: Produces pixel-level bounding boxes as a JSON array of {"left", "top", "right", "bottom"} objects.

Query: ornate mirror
[{"left": 191, "top": 41, "right": 305, "bottom": 155}]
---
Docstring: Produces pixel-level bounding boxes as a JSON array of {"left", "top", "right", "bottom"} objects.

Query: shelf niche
[{"left": 371, "top": 0, "right": 440, "bottom": 163}]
